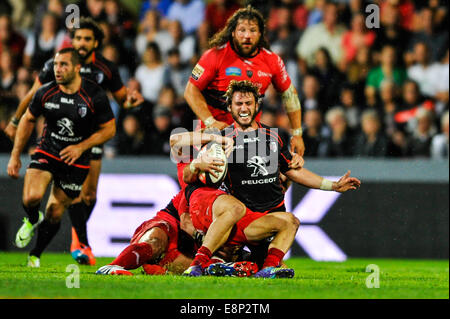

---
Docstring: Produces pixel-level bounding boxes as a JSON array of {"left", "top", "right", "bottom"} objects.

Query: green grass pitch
[{"left": 0, "top": 252, "right": 447, "bottom": 299}]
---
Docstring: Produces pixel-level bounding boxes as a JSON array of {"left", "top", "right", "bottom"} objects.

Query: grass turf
[{"left": 0, "top": 252, "right": 447, "bottom": 299}]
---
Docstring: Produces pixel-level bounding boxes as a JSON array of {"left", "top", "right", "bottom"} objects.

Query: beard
[
  {"left": 76, "top": 46, "right": 94, "bottom": 61},
  {"left": 56, "top": 71, "right": 76, "bottom": 85},
  {"left": 232, "top": 39, "right": 259, "bottom": 58}
]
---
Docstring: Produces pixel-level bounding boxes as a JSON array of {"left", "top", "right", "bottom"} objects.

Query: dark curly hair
[
  {"left": 69, "top": 17, "right": 104, "bottom": 44},
  {"left": 225, "top": 80, "right": 261, "bottom": 106},
  {"left": 208, "top": 5, "right": 269, "bottom": 50}
]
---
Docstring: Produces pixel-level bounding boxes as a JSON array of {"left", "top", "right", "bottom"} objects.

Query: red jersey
[{"left": 189, "top": 42, "right": 292, "bottom": 124}]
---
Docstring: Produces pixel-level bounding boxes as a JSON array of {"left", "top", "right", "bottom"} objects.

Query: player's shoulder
[
  {"left": 81, "top": 77, "right": 107, "bottom": 97},
  {"left": 32, "top": 81, "right": 58, "bottom": 105},
  {"left": 203, "top": 43, "right": 229, "bottom": 58},
  {"left": 38, "top": 57, "right": 55, "bottom": 80},
  {"left": 257, "top": 122, "right": 287, "bottom": 145},
  {"left": 42, "top": 57, "right": 54, "bottom": 69},
  {"left": 36, "top": 80, "right": 58, "bottom": 96},
  {"left": 220, "top": 124, "right": 237, "bottom": 137},
  {"left": 93, "top": 52, "right": 118, "bottom": 78},
  {"left": 258, "top": 47, "right": 283, "bottom": 64}
]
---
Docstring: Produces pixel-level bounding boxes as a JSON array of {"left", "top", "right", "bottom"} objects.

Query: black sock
[
  {"left": 30, "top": 219, "right": 61, "bottom": 258},
  {"left": 84, "top": 199, "right": 97, "bottom": 222},
  {"left": 68, "top": 202, "right": 89, "bottom": 246},
  {"left": 23, "top": 203, "right": 40, "bottom": 224}
]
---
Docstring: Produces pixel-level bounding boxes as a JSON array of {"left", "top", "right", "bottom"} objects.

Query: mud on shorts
[{"left": 28, "top": 150, "right": 90, "bottom": 199}]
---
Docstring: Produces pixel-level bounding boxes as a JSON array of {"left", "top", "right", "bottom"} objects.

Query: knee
[
  {"left": 290, "top": 214, "right": 301, "bottom": 230},
  {"left": 229, "top": 202, "right": 246, "bottom": 222},
  {"left": 279, "top": 213, "right": 300, "bottom": 232},
  {"left": 82, "top": 190, "right": 97, "bottom": 206},
  {"left": 45, "top": 202, "right": 66, "bottom": 223},
  {"left": 23, "top": 192, "right": 44, "bottom": 208}
]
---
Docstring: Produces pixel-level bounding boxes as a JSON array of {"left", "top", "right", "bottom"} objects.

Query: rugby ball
[{"left": 197, "top": 142, "right": 228, "bottom": 187}]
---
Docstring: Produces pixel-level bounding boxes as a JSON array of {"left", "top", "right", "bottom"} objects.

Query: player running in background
[
  {"left": 3, "top": 17, "right": 143, "bottom": 266},
  {"left": 184, "top": 6, "right": 305, "bottom": 156},
  {"left": 171, "top": 80, "right": 361, "bottom": 278},
  {"left": 7, "top": 48, "right": 116, "bottom": 267}
]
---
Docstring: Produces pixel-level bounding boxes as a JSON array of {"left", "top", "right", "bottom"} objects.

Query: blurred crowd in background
[{"left": 0, "top": 0, "right": 448, "bottom": 159}]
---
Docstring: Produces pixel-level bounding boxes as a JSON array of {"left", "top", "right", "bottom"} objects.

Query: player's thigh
[
  {"left": 22, "top": 168, "right": 53, "bottom": 204},
  {"left": 81, "top": 159, "right": 102, "bottom": 197},
  {"left": 243, "top": 213, "right": 290, "bottom": 242},
  {"left": 45, "top": 184, "right": 74, "bottom": 221},
  {"left": 211, "top": 194, "right": 246, "bottom": 220}
]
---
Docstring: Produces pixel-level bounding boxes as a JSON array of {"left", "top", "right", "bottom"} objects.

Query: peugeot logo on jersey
[
  {"left": 247, "top": 156, "right": 269, "bottom": 177},
  {"left": 57, "top": 118, "right": 75, "bottom": 136}
]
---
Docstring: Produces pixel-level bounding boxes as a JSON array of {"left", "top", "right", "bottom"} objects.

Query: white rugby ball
[{"left": 197, "top": 142, "right": 228, "bottom": 187}]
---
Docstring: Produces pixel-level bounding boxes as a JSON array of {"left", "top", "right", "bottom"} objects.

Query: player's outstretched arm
[
  {"left": 184, "top": 82, "right": 228, "bottom": 130},
  {"left": 285, "top": 167, "right": 361, "bottom": 193},
  {"left": 3, "top": 78, "right": 42, "bottom": 141},
  {"left": 7, "top": 109, "right": 37, "bottom": 179},
  {"left": 59, "top": 119, "right": 116, "bottom": 166},
  {"left": 281, "top": 84, "right": 305, "bottom": 156}
]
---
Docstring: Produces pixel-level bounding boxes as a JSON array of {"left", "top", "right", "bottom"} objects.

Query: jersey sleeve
[
  {"left": 188, "top": 48, "right": 219, "bottom": 91},
  {"left": 270, "top": 54, "right": 292, "bottom": 93},
  {"left": 28, "top": 87, "right": 45, "bottom": 118},
  {"left": 38, "top": 58, "right": 56, "bottom": 85},
  {"left": 277, "top": 130, "right": 293, "bottom": 174},
  {"left": 92, "top": 90, "right": 115, "bottom": 125}
]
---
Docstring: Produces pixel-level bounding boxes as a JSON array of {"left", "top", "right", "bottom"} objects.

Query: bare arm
[
  {"left": 281, "top": 84, "right": 305, "bottom": 156},
  {"left": 184, "top": 81, "right": 228, "bottom": 130},
  {"left": 285, "top": 168, "right": 361, "bottom": 193},
  {"left": 170, "top": 131, "right": 233, "bottom": 159},
  {"left": 4, "top": 77, "right": 42, "bottom": 141},
  {"left": 7, "top": 109, "right": 37, "bottom": 178},
  {"left": 59, "top": 119, "right": 116, "bottom": 165}
]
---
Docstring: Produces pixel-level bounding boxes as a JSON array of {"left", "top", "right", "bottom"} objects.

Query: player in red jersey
[
  {"left": 184, "top": 6, "right": 305, "bottom": 156},
  {"left": 96, "top": 189, "right": 195, "bottom": 275},
  {"left": 95, "top": 158, "right": 232, "bottom": 275}
]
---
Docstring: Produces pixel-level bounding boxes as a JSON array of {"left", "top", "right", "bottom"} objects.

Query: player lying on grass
[
  {"left": 171, "top": 80, "right": 361, "bottom": 278},
  {"left": 96, "top": 189, "right": 196, "bottom": 275}
]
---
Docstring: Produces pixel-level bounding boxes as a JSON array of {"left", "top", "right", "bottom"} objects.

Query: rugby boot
[
  {"left": 96, "top": 265, "right": 133, "bottom": 275},
  {"left": 15, "top": 211, "right": 44, "bottom": 248},
  {"left": 27, "top": 255, "right": 40, "bottom": 268},
  {"left": 205, "top": 261, "right": 259, "bottom": 277},
  {"left": 253, "top": 266, "right": 295, "bottom": 279},
  {"left": 182, "top": 265, "right": 204, "bottom": 277},
  {"left": 71, "top": 228, "right": 96, "bottom": 265}
]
